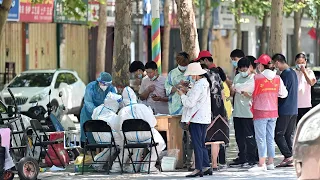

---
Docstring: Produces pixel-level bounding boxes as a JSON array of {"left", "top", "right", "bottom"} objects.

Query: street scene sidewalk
[{"left": 34, "top": 120, "right": 297, "bottom": 180}]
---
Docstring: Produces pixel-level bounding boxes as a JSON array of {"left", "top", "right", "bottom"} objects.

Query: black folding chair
[
  {"left": 82, "top": 120, "right": 122, "bottom": 175},
  {"left": 29, "top": 119, "right": 65, "bottom": 168},
  {"left": 121, "top": 119, "right": 161, "bottom": 174}
]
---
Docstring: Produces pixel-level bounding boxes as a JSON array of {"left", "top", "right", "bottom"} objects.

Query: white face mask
[
  {"left": 100, "top": 85, "right": 107, "bottom": 91},
  {"left": 240, "top": 71, "right": 249, "bottom": 78},
  {"left": 178, "top": 65, "right": 187, "bottom": 71}
]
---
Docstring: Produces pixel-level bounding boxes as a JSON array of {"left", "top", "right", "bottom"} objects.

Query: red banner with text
[{"left": 20, "top": 0, "right": 54, "bottom": 22}]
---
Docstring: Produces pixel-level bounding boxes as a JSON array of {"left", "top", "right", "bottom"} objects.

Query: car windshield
[{"left": 8, "top": 73, "right": 54, "bottom": 88}]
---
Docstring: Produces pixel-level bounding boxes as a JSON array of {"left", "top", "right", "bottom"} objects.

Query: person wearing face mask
[
  {"left": 230, "top": 49, "right": 245, "bottom": 75},
  {"left": 177, "top": 62, "right": 212, "bottom": 177},
  {"left": 129, "top": 61, "right": 146, "bottom": 95},
  {"left": 294, "top": 53, "right": 316, "bottom": 124},
  {"left": 139, "top": 61, "right": 169, "bottom": 114},
  {"left": 165, "top": 52, "right": 193, "bottom": 170},
  {"left": 194, "top": 51, "right": 229, "bottom": 170},
  {"left": 248, "top": 54, "right": 288, "bottom": 172},
  {"left": 80, "top": 72, "right": 117, "bottom": 144},
  {"left": 272, "top": 53, "right": 298, "bottom": 168},
  {"left": 230, "top": 57, "right": 257, "bottom": 167}
]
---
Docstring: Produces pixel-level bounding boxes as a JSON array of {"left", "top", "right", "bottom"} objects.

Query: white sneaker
[
  {"left": 267, "top": 163, "right": 275, "bottom": 170},
  {"left": 248, "top": 164, "right": 267, "bottom": 172}
]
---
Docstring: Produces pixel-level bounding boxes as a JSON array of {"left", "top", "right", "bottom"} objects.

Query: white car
[{"left": 0, "top": 69, "right": 86, "bottom": 120}]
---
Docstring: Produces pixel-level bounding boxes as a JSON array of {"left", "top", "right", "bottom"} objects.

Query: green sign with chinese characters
[{"left": 54, "top": 0, "right": 88, "bottom": 24}]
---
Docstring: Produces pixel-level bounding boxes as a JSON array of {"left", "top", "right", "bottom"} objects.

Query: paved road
[
  {"left": 38, "top": 167, "right": 296, "bottom": 180},
  {"left": 20, "top": 118, "right": 298, "bottom": 179}
]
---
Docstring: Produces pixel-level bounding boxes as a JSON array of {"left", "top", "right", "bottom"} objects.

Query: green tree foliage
[
  {"left": 284, "top": 0, "right": 307, "bottom": 16},
  {"left": 223, "top": 0, "right": 271, "bottom": 21},
  {"left": 31, "top": 0, "right": 106, "bottom": 21}
]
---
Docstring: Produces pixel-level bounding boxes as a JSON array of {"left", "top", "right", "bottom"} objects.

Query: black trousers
[
  {"left": 233, "top": 117, "right": 258, "bottom": 163},
  {"left": 297, "top": 108, "right": 311, "bottom": 125},
  {"left": 275, "top": 115, "right": 297, "bottom": 158},
  {"left": 183, "top": 130, "right": 193, "bottom": 166}
]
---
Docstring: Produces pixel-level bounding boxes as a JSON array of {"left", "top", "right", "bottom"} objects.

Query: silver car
[{"left": 293, "top": 104, "right": 320, "bottom": 179}]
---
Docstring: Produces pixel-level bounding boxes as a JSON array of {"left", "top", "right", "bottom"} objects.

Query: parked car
[
  {"left": 293, "top": 104, "right": 320, "bottom": 180},
  {"left": 0, "top": 69, "right": 86, "bottom": 120},
  {"left": 311, "top": 67, "right": 320, "bottom": 107}
]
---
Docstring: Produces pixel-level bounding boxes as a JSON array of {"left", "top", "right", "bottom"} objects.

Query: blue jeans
[{"left": 254, "top": 118, "right": 277, "bottom": 158}]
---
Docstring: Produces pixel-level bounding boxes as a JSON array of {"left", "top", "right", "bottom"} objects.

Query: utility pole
[{"left": 152, "top": 0, "right": 161, "bottom": 73}]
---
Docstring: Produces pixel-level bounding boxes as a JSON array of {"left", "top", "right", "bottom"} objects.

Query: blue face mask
[
  {"left": 137, "top": 74, "right": 143, "bottom": 79},
  {"left": 232, "top": 61, "right": 238, "bottom": 67}
]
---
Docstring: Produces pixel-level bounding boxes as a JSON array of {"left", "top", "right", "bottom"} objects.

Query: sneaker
[
  {"left": 241, "top": 162, "right": 256, "bottom": 168},
  {"left": 232, "top": 157, "right": 240, "bottom": 162},
  {"left": 229, "top": 160, "right": 246, "bottom": 167},
  {"left": 267, "top": 163, "right": 275, "bottom": 170},
  {"left": 248, "top": 164, "right": 267, "bottom": 172}
]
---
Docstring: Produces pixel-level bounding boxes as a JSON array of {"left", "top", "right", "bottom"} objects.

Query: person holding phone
[
  {"left": 177, "top": 62, "right": 212, "bottom": 177},
  {"left": 139, "top": 61, "right": 169, "bottom": 114}
]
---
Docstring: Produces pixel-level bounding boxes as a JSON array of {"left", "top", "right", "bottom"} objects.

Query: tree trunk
[
  {"left": 268, "top": 0, "right": 284, "bottom": 56},
  {"left": 293, "top": 0, "right": 303, "bottom": 56},
  {"left": 235, "top": 0, "right": 242, "bottom": 49},
  {"left": 96, "top": 1, "right": 108, "bottom": 77},
  {"left": 162, "top": 0, "right": 171, "bottom": 76},
  {"left": 201, "top": 0, "right": 211, "bottom": 50},
  {"left": 260, "top": 11, "right": 268, "bottom": 54},
  {"left": 175, "top": 0, "right": 200, "bottom": 60},
  {"left": 0, "top": 0, "right": 12, "bottom": 44},
  {"left": 112, "top": 0, "right": 132, "bottom": 92}
]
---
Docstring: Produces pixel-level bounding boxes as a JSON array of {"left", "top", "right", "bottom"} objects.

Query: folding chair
[
  {"left": 121, "top": 119, "right": 161, "bottom": 174},
  {"left": 82, "top": 120, "right": 122, "bottom": 175},
  {"left": 29, "top": 120, "right": 65, "bottom": 168}
]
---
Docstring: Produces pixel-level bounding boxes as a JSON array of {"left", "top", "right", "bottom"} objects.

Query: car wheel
[{"left": 51, "top": 99, "right": 59, "bottom": 112}]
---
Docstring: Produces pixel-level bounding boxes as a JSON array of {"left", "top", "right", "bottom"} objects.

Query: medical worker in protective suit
[
  {"left": 80, "top": 72, "right": 117, "bottom": 144},
  {"left": 90, "top": 92, "right": 123, "bottom": 171},
  {"left": 112, "top": 86, "right": 166, "bottom": 173}
]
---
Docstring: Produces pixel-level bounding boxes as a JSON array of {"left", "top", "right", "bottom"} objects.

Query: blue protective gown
[{"left": 80, "top": 81, "right": 116, "bottom": 142}]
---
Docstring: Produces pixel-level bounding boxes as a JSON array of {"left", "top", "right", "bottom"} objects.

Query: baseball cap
[
  {"left": 194, "top": 51, "right": 212, "bottom": 61},
  {"left": 254, "top": 54, "right": 271, "bottom": 65}
]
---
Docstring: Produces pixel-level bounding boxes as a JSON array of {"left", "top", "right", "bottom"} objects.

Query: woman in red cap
[{"left": 249, "top": 54, "right": 288, "bottom": 172}]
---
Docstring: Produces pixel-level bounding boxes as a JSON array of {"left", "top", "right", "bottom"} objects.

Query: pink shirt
[
  {"left": 295, "top": 69, "right": 316, "bottom": 108},
  {"left": 139, "top": 75, "right": 169, "bottom": 114}
]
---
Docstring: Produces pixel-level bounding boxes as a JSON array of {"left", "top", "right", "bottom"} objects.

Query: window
[
  {"left": 0, "top": 101, "right": 7, "bottom": 113},
  {"left": 55, "top": 73, "right": 68, "bottom": 88},
  {"left": 54, "top": 73, "right": 78, "bottom": 88},
  {"left": 8, "top": 73, "right": 54, "bottom": 88},
  {"left": 66, "top": 73, "right": 77, "bottom": 84}
]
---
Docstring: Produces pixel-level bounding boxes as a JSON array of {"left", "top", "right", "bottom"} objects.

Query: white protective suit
[
  {"left": 91, "top": 92, "right": 123, "bottom": 171},
  {"left": 112, "top": 86, "right": 166, "bottom": 173}
]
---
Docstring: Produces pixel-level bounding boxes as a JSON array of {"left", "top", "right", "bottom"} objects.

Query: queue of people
[{"left": 78, "top": 48, "right": 316, "bottom": 176}]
